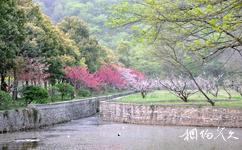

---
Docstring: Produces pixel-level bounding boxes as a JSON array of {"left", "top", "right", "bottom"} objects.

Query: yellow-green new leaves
[
  {"left": 0, "top": 0, "right": 27, "bottom": 75},
  {"left": 109, "top": 0, "right": 242, "bottom": 60}
]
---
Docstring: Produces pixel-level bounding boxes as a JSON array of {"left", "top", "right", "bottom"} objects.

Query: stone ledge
[
  {"left": 0, "top": 91, "right": 135, "bottom": 133},
  {"left": 100, "top": 101, "right": 242, "bottom": 128}
]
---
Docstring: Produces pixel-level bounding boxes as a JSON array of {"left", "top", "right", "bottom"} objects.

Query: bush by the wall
[
  {"left": 0, "top": 90, "right": 12, "bottom": 109},
  {"left": 55, "top": 83, "right": 75, "bottom": 100},
  {"left": 48, "top": 86, "right": 59, "bottom": 102},
  {"left": 77, "top": 89, "right": 91, "bottom": 97},
  {"left": 22, "top": 86, "right": 49, "bottom": 104}
]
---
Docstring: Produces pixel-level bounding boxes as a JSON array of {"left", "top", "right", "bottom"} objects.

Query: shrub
[
  {"left": 55, "top": 83, "right": 75, "bottom": 100},
  {"left": 22, "top": 86, "right": 49, "bottom": 104},
  {"left": 0, "top": 90, "right": 12, "bottom": 109},
  {"left": 48, "top": 86, "right": 59, "bottom": 102},
  {"left": 77, "top": 89, "right": 91, "bottom": 97}
]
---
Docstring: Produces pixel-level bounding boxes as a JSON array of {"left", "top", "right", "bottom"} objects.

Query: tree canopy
[{"left": 109, "top": 0, "right": 242, "bottom": 60}]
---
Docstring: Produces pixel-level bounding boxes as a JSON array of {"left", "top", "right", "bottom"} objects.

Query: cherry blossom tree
[
  {"left": 223, "top": 80, "right": 233, "bottom": 99},
  {"left": 64, "top": 64, "right": 149, "bottom": 95},
  {"left": 158, "top": 75, "right": 198, "bottom": 102},
  {"left": 223, "top": 78, "right": 242, "bottom": 97},
  {"left": 116, "top": 66, "right": 152, "bottom": 98},
  {"left": 19, "top": 58, "right": 49, "bottom": 85},
  {"left": 196, "top": 74, "right": 224, "bottom": 97},
  {"left": 64, "top": 66, "right": 101, "bottom": 90},
  {"left": 95, "top": 64, "right": 126, "bottom": 89}
]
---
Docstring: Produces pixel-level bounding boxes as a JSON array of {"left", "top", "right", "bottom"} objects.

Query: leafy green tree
[
  {"left": 47, "top": 57, "right": 64, "bottom": 85},
  {"left": 109, "top": 0, "right": 242, "bottom": 60},
  {"left": 55, "top": 83, "right": 75, "bottom": 100},
  {"left": 36, "top": 0, "right": 132, "bottom": 49},
  {"left": 0, "top": 0, "right": 27, "bottom": 91},
  {"left": 58, "top": 16, "right": 103, "bottom": 72},
  {"left": 129, "top": 44, "right": 163, "bottom": 77},
  {"left": 20, "top": 0, "right": 81, "bottom": 84},
  {"left": 1, "top": 0, "right": 83, "bottom": 99}
]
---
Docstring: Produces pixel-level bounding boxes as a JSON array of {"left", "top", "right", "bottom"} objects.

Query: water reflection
[
  {"left": 0, "top": 116, "right": 241, "bottom": 150},
  {"left": 1, "top": 139, "right": 39, "bottom": 150}
]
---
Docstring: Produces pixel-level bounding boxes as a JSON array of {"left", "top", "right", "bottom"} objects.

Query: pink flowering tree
[
  {"left": 65, "top": 64, "right": 149, "bottom": 96},
  {"left": 95, "top": 64, "right": 126, "bottom": 89},
  {"left": 116, "top": 66, "right": 152, "bottom": 98},
  {"left": 64, "top": 66, "right": 101, "bottom": 90},
  {"left": 19, "top": 58, "right": 49, "bottom": 85}
]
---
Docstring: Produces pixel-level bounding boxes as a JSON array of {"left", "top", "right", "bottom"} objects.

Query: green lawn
[{"left": 118, "top": 90, "right": 242, "bottom": 108}]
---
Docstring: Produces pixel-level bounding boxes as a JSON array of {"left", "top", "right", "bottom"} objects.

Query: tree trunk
[
  {"left": 223, "top": 86, "right": 231, "bottom": 99},
  {"left": 8, "top": 76, "right": 11, "bottom": 87},
  {"left": 1, "top": 74, "right": 7, "bottom": 92},
  {"left": 50, "top": 85, "right": 54, "bottom": 102},
  {"left": 171, "top": 46, "right": 215, "bottom": 106},
  {"left": 181, "top": 96, "right": 188, "bottom": 102},
  {"left": 26, "top": 80, "right": 29, "bottom": 86},
  {"left": 141, "top": 91, "right": 147, "bottom": 98},
  {"left": 44, "top": 81, "right": 47, "bottom": 89},
  {"left": 179, "top": 62, "right": 215, "bottom": 106},
  {"left": 12, "top": 70, "right": 18, "bottom": 100},
  {"left": 190, "top": 74, "right": 215, "bottom": 106}
]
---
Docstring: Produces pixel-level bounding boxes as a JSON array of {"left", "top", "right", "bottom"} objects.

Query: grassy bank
[{"left": 118, "top": 90, "right": 242, "bottom": 108}]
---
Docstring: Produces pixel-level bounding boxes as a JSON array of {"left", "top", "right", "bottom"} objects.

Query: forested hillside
[
  {"left": 35, "top": 0, "right": 127, "bottom": 49},
  {"left": 35, "top": 0, "right": 163, "bottom": 75}
]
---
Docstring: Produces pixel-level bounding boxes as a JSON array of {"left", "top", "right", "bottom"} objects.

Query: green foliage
[
  {"left": 0, "top": 0, "right": 27, "bottom": 82},
  {"left": 58, "top": 16, "right": 105, "bottom": 72},
  {"left": 55, "top": 83, "right": 75, "bottom": 100},
  {"left": 0, "top": 90, "right": 12, "bottom": 109},
  {"left": 107, "top": 0, "right": 242, "bottom": 79},
  {"left": 109, "top": 0, "right": 242, "bottom": 58},
  {"left": 0, "top": 0, "right": 83, "bottom": 94},
  {"left": 23, "top": 5, "right": 80, "bottom": 59},
  {"left": 35, "top": 0, "right": 153, "bottom": 75},
  {"left": 127, "top": 44, "right": 163, "bottom": 76},
  {"left": 58, "top": 16, "right": 89, "bottom": 42},
  {"left": 47, "top": 57, "right": 65, "bottom": 85},
  {"left": 20, "top": 1, "right": 81, "bottom": 84},
  {"left": 36, "top": 0, "right": 126, "bottom": 49},
  {"left": 77, "top": 89, "right": 92, "bottom": 97},
  {"left": 22, "top": 86, "right": 49, "bottom": 104},
  {"left": 116, "top": 41, "right": 132, "bottom": 67}
]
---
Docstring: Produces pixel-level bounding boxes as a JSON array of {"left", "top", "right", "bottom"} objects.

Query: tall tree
[
  {"left": 58, "top": 16, "right": 103, "bottom": 72},
  {"left": 0, "top": 0, "right": 27, "bottom": 92},
  {"left": 20, "top": 0, "right": 81, "bottom": 85}
]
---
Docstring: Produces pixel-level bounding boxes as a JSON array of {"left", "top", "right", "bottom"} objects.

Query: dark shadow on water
[{"left": 0, "top": 138, "right": 39, "bottom": 150}]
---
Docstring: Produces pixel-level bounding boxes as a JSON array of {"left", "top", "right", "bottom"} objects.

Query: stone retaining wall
[
  {"left": 0, "top": 91, "right": 135, "bottom": 133},
  {"left": 100, "top": 102, "right": 242, "bottom": 128}
]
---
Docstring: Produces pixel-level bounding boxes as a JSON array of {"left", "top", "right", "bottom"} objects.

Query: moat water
[{"left": 0, "top": 116, "right": 242, "bottom": 150}]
